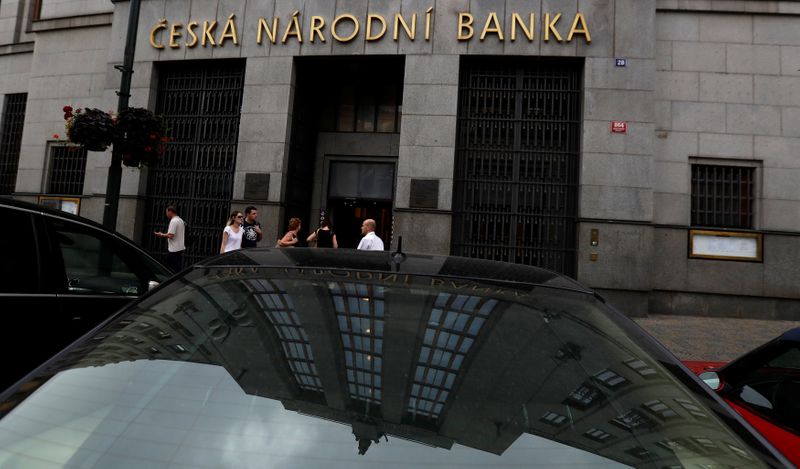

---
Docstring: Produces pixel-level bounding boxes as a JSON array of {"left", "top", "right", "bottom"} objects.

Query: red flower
[
  {"left": 62, "top": 106, "right": 72, "bottom": 112},
  {"left": 53, "top": 134, "right": 59, "bottom": 139},
  {"left": 144, "top": 146, "right": 152, "bottom": 152},
  {"left": 149, "top": 134, "right": 156, "bottom": 140},
  {"left": 161, "top": 136, "right": 168, "bottom": 142}
]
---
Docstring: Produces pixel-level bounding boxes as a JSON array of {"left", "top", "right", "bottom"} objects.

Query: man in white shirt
[
  {"left": 155, "top": 205, "right": 186, "bottom": 272},
  {"left": 357, "top": 219, "right": 384, "bottom": 251}
]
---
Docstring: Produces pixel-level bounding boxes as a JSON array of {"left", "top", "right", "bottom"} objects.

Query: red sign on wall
[{"left": 611, "top": 121, "right": 627, "bottom": 133}]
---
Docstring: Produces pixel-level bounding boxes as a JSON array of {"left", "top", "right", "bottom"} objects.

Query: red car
[{"left": 685, "top": 328, "right": 800, "bottom": 466}]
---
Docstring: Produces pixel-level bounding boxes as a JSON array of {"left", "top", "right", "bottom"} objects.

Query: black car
[
  {"left": 0, "top": 249, "right": 791, "bottom": 468},
  {"left": 0, "top": 198, "right": 172, "bottom": 390}
]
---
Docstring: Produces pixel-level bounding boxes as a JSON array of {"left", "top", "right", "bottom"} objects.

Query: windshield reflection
[{"left": 0, "top": 267, "right": 768, "bottom": 468}]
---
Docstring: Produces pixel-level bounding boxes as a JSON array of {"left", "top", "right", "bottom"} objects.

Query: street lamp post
[{"left": 102, "top": 0, "right": 142, "bottom": 230}]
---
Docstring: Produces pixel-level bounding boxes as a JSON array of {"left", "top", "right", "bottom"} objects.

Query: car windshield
[
  {"left": 726, "top": 344, "right": 800, "bottom": 434},
  {"left": 0, "top": 265, "right": 781, "bottom": 468}
]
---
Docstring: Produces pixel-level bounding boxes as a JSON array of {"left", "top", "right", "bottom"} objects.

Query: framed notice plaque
[
  {"left": 38, "top": 196, "right": 80, "bottom": 215},
  {"left": 689, "top": 230, "right": 763, "bottom": 262}
]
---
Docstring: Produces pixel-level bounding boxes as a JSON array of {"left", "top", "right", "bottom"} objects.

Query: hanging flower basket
[
  {"left": 114, "top": 107, "right": 168, "bottom": 168},
  {"left": 63, "top": 106, "right": 114, "bottom": 152}
]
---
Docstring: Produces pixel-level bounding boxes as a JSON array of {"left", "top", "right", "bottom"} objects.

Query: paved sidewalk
[{"left": 633, "top": 315, "right": 800, "bottom": 362}]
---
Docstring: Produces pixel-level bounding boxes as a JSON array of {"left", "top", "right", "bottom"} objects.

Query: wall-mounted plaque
[
  {"left": 38, "top": 196, "right": 80, "bottom": 215},
  {"left": 689, "top": 230, "right": 762, "bottom": 262}
]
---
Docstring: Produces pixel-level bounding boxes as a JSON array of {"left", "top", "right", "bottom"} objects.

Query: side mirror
[
  {"left": 148, "top": 280, "right": 160, "bottom": 291},
  {"left": 699, "top": 371, "right": 722, "bottom": 391}
]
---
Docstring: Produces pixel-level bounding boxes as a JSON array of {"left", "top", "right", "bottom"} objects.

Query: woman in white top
[{"left": 220, "top": 211, "right": 244, "bottom": 253}]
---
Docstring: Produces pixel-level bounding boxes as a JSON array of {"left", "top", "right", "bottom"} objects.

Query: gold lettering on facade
[
  {"left": 149, "top": 18, "right": 167, "bottom": 49},
  {"left": 310, "top": 15, "right": 326, "bottom": 42},
  {"left": 457, "top": 12, "right": 474, "bottom": 40},
  {"left": 479, "top": 12, "right": 503, "bottom": 41},
  {"left": 219, "top": 14, "right": 239, "bottom": 45},
  {"left": 202, "top": 20, "right": 217, "bottom": 46},
  {"left": 169, "top": 22, "right": 183, "bottom": 48},
  {"left": 356, "top": 272, "right": 373, "bottom": 280},
  {"left": 544, "top": 12, "right": 562, "bottom": 42},
  {"left": 366, "top": 14, "right": 387, "bottom": 41},
  {"left": 186, "top": 21, "right": 199, "bottom": 47},
  {"left": 282, "top": 11, "right": 303, "bottom": 43},
  {"left": 425, "top": 7, "right": 433, "bottom": 40},
  {"left": 511, "top": 12, "right": 534, "bottom": 41},
  {"left": 331, "top": 14, "right": 359, "bottom": 42},
  {"left": 258, "top": 17, "right": 278, "bottom": 44},
  {"left": 567, "top": 12, "right": 591, "bottom": 42},
  {"left": 393, "top": 12, "right": 416, "bottom": 40}
]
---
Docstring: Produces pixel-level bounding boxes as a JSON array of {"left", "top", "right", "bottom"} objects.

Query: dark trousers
[{"left": 165, "top": 250, "right": 184, "bottom": 273}]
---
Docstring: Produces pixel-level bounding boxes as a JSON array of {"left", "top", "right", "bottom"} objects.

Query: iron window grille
[
  {"left": 407, "top": 293, "right": 498, "bottom": 422},
  {"left": 0, "top": 93, "right": 27, "bottom": 195},
  {"left": 691, "top": 164, "right": 755, "bottom": 229},
  {"left": 143, "top": 60, "right": 245, "bottom": 265},
  {"left": 452, "top": 59, "right": 581, "bottom": 276},
  {"left": 48, "top": 144, "right": 87, "bottom": 195},
  {"left": 247, "top": 279, "right": 323, "bottom": 393}
]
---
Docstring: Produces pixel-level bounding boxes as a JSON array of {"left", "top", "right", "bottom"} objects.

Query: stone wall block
[
  {"left": 650, "top": 227, "right": 689, "bottom": 289},
  {"left": 577, "top": 223, "right": 654, "bottom": 290},
  {"left": 539, "top": 0, "right": 577, "bottom": 57},
  {"left": 580, "top": 185, "right": 653, "bottom": 220},
  {"left": 761, "top": 199, "right": 800, "bottom": 231},
  {"left": 653, "top": 160, "right": 688, "bottom": 193},
  {"left": 671, "top": 101, "right": 725, "bottom": 133},
  {"left": 501, "top": 0, "right": 542, "bottom": 57},
  {"left": 582, "top": 119, "right": 654, "bottom": 156},
  {"left": 655, "top": 70, "right": 698, "bottom": 101},
  {"left": 584, "top": 89, "right": 653, "bottom": 122},
  {"left": 698, "top": 133, "right": 753, "bottom": 158},
  {"left": 687, "top": 258, "right": 764, "bottom": 297},
  {"left": 726, "top": 44, "right": 780, "bottom": 75},
  {"left": 726, "top": 103, "right": 781, "bottom": 136},
  {"left": 397, "top": 0, "right": 434, "bottom": 55},
  {"left": 184, "top": 0, "right": 217, "bottom": 61},
  {"left": 653, "top": 192, "right": 689, "bottom": 225},
  {"left": 699, "top": 14, "right": 752, "bottom": 44},
  {"left": 655, "top": 12, "right": 698, "bottom": 42},
  {"left": 755, "top": 136, "right": 800, "bottom": 169},
  {"left": 781, "top": 107, "right": 800, "bottom": 137},
  {"left": 465, "top": 0, "right": 506, "bottom": 55},
  {"left": 754, "top": 16, "right": 800, "bottom": 46},
  {"left": 432, "top": 0, "right": 468, "bottom": 54},
  {"left": 615, "top": 0, "right": 655, "bottom": 58},
  {"left": 763, "top": 235, "right": 800, "bottom": 298},
  {"left": 762, "top": 167, "right": 800, "bottom": 200},
  {"left": 270, "top": 0, "right": 307, "bottom": 56},
  {"left": 779, "top": 45, "right": 800, "bottom": 77},
  {"left": 754, "top": 75, "right": 800, "bottom": 106},
  {"left": 656, "top": 40, "right": 671, "bottom": 71},
  {"left": 585, "top": 57, "right": 655, "bottom": 90},
  {"left": 241, "top": 0, "right": 276, "bottom": 57},
  {"left": 398, "top": 145, "right": 455, "bottom": 178},
  {"left": 576, "top": 0, "right": 612, "bottom": 57},
  {"left": 699, "top": 72, "right": 752, "bottom": 104},
  {"left": 211, "top": 0, "right": 246, "bottom": 59},
  {"left": 581, "top": 152, "right": 654, "bottom": 189},
  {"left": 402, "top": 84, "right": 458, "bottom": 115},
  {"left": 404, "top": 54, "right": 460, "bottom": 85},
  {"left": 362, "top": 0, "right": 400, "bottom": 55},
  {"left": 672, "top": 41, "right": 725, "bottom": 72},
  {"left": 399, "top": 114, "right": 457, "bottom": 147},
  {"left": 393, "top": 211, "right": 451, "bottom": 253},
  {"left": 331, "top": 0, "right": 368, "bottom": 55}
]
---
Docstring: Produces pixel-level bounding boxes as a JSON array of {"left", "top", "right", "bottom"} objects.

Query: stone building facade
[{"left": 0, "top": 0, "right": 798, "bottom": 318}]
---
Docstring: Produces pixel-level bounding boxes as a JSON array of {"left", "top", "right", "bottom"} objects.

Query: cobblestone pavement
[{"left": 633, "top": 315, "right": 800, "bottom": 362}]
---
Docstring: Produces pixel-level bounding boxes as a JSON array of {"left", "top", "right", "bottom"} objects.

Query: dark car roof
[
  {"left": 196, "top": 248, "right": 595, "bottom": 295},
  {"left": 778, "top": 327, "right": 800, "bottom": 342}
]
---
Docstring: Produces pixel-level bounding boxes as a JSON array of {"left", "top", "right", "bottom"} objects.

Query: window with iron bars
[
  {"left": 48, "top": 144, "right": 87, "bottom": 195},
  {"left": 0, "top": 93, "right": 27, "bottom": 195},
  {"left": 690, "top": 164, "right": 755, "bottom": 229}
]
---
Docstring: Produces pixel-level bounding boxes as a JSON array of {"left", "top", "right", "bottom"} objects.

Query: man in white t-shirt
[
  {"left": 357, "top": 219, "right": 384, "bottom": 251},
  {"left": 155, "top": 205, "right": 185, "bottom": 272}
]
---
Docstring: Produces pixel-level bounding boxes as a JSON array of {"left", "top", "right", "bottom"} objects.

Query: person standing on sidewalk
[
  {"left": 241, "top": 206, "right": 262, "bottom": 249},
  {"left": 357, "top": 219, "right": 384, "bottom": 251},
  {"left": 155, "top": 205, "right": 186, "bottom": 273}
]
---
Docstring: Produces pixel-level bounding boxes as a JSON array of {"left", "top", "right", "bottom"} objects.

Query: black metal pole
[{"left": 102, "top": 0, "right": 141, "bottom": 229}]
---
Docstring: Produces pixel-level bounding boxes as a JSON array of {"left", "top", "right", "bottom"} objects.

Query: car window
[
  {"left": 0, "top": 206, "right": 40, "bottom": 293},
  {"left": 50, "top": 220, "right": 144, "bottom": 296},
  {"left": 766, "top": 346, "right": 800, "bottom": 370}
]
